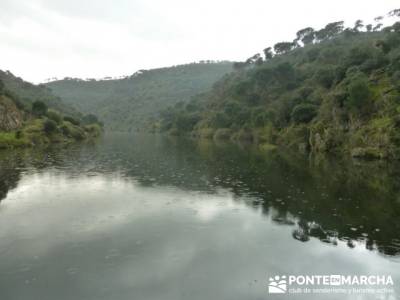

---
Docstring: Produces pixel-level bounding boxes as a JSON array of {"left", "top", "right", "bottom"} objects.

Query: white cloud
[{"left": 0, "top": 0, "right": 399, "bottom": 83}]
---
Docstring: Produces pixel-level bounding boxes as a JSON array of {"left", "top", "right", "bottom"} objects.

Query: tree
[
  {"left": 43, "top": 119, "right": 57, "bottom": 134},
  {"left": 373, "top": 23, "right": 383, "bottom": 31},
  {"left": 388, "top": 8, "right": 400, "bottom": 17},
  {"left": 346, "top": 74, "right": 372, "bottom": 111},
  {"left": 64, "top": 116, "right": 80, "bottom": 125},
  {"left": 366, "top": 24, "right": 373, "bottom": 32},
  {"left": 295, "top": 27, "right": 315, "bottom": 45},
  {"left": 314, "top": 67, "right": 336, "bottom": 88},
  {"left": 0, "top": 79, "right": 4, "bottom": 94},
  {"left": 82, "top": 114, "right": 99, "bottom": 125},
  {"left": 393, "top": 22, "right": 400, "bottom": 33},
  {"left": 47, "top": 110, "right": 62, "bottom": 124},
  {"left": 233, "top": 62, "right": 246, "bottom": 71},
  {"left": 263, "top": 47, "right": 273, "bottom": 60},
  {"left": 316, "top": 21, "right": 344, "bottom": 41},
  {"left": 213, "top": 112, "right": 230, "bottom": 128},
  {"left": 291, "top": 104, "right": 317, "bottom": 124},
  {"left": 245, "top": 53, "right": 261, "bottom": 65},
  {"left": 273, "top": 62, "right": 296, "bottom": 87},
  {"left": 255, "top": 57, "right": 264, "bottom": 66},
  {"left": 32, "top": 100, "right": 48, "bottom": 116},
  {"left": 274, "top": 42, "right": 295, "bottom": 54},
  {"left": 353, "top": 20, "right": 364, "bottom": 32}
]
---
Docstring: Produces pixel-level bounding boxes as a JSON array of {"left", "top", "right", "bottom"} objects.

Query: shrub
[
  {"left": 47, "top": 110, "right": 62, "bottom": 124},
  {"left": 82, "top": 114, "right": 99, "bottom": 125},
  {"left": 43, "top": 119, "right": 58, "bottom": 134},
  {"left": 15, "top": 130, "right": 23, "bottom": 139},
  {"left": 346, "top": 74, "right": 372, "bottom": 111},
  {"left": 32, "top": 100, "right": 48, "bottom": 116},
  {"left": 60, "top": 124, "right": 71, "bottom": 136},
  {"left": 314, "top": 67, "right": 336, "bottom": 88},
  {"left": 63, "top": 116, "right": 80, "bottom": 125},
  {"left": 213, "top": 128, "right": 233, "bottom": 140},
  {"left": 291, "top": 104, "right": 318, "bottom": 124}
]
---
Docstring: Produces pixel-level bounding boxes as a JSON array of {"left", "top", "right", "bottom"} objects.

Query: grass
[{"left": 0, "top": 132, "right": 30, "bottom": 148}]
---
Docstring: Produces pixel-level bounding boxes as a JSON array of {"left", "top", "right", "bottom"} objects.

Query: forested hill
[
  {"left": 157, "top": 10, "right": 400, "bottom": 159},
  {"left": 0, "top": 71, "right": 103, "bottom": 148},
  {"left": 46, "top": 62, "right": 233, "bottom": 131},
  {"left": 0, "top": 70, "right": 80, "bottom": 118}
]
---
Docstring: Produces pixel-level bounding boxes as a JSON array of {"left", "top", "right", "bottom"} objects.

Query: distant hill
[
  {"left": 0, "top": 70, "right": 80, "bottom": 118},
  {"left": 46, "top": 62, "right": 233, "bottom": 131}
]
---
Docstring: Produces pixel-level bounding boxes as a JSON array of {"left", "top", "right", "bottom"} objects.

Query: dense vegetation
[
  {"left": 0, "top": 70, "right": 80, "bottom": 118},
  {"left": 0, "top": 71, "right": 103, "bottom": 149},
  {"left": 157, "top": 10, "right": 400, "bottom": 159},
  {"left": 46, "top": 62, "right": 233, "bottom": 131}
]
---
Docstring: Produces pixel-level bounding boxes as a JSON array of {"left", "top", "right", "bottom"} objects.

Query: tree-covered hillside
[
  {"left": 0, "top": 70, "right": 80, "bottom": 118},
  {"left": 157, "top": 10, "right": 400, "bottom": 159},
  {"left": 0, "top": 71, "right": 103, "bottom": 148},
  {"left": 46, "top": 62, "right": 233, "bottom": 131}
]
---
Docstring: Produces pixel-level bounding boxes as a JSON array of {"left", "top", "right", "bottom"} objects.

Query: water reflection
[
  {"left": 0, "top": 134, "right": 400, "bottom": 258},
  {"left": 1, "top": 134, "right": 400, "bottom": 299}
]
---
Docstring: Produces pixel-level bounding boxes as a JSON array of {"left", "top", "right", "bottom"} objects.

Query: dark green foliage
[
  {"left": 46, "top": 62, "right": 233, "bottom": 131},
  {"left": 346, "top": 74, "right": 372, "bottom": 112},
  {"left": 156, "top": 11, "right": 400, "bottom": 156},
  {"left": 43, "top": 119, "right": 57, "bottom": 134},
  {"left": 353, "top": 20, "right": 364, "bottom": 32},
  {"left": 63, "top": 116, "right": 80, "bottom": 125},
  {"left": 274, "top": 42, "right": 295, "bottom": 54},
  {"left": 314, "top": 67, "right": 336, "bottom": 88},
  {"left": 32, "top": 101, "right": 48, "bottom": 116},
  {"left": 15, "top": 130, "right": 22, "bottom": 139},
  {"left": 315, "top": 21, "right": 344, "bottom": 41},
  {"left": 0, "top": 70, "right": 80, "bottom": 118},
  {"left": 291, "top": 104, "right": 318, "bottom": 123},
  {"left": 295, "top": 27, "right": 315, "bottom": 45},
  {"left": 82, "top": 114, "right": 100, "bottom": 125},
  {"left": 263, "top": 47, "right": 273, "bottom": 60},
  {"left": 47, "top": 110, "right": 62, "bottom": 124},
  {"left": 0, "top": 79, "right": 4, "bottom": 94}
]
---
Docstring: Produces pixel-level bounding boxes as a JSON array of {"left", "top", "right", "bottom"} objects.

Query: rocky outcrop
[{"left": 0, "top": 96, "right": 23, "bottom": 131}]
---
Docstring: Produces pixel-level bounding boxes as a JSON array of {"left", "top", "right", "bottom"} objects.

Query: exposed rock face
[{"left": 0, "top": 96, "right": 23, "bottom": 131}]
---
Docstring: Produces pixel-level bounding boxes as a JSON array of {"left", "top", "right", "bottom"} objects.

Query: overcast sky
[{"left": 0, "top": 0, "right": 399, "bottom": 83}]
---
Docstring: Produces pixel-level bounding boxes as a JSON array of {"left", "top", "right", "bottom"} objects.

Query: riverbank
[
  {"left": 0, "top": 118, "right": 102, "bottom": 149},
  {"left": 172, "top": 119, "right": 400, "bottom": 160}
]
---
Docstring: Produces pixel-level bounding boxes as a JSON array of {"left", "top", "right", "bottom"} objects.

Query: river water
[{"left": 0, "top": 134, "right": 399, "bottom": 299}]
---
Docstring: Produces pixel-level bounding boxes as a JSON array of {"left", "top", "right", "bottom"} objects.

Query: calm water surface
[{"left": 0, "top": 134, "right": 399, "bottom": 300}]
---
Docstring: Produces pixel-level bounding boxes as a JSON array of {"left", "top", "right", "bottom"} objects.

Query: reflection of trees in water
[
  {"left": 148, "top": 137, "right": 400, "bottom": 256},
  {"left": 197, "top": 144, "right": 400, "bottom": 257},
  {"left": 0, "top": 135, "right": 399, "bottom": 256},
  {"left": 0, "top": 151, "right": 24, "bottom": 203},
  {"left": 0, "top": 143, "right": 94, "bottom": 203},
  {"left": 0, "top": 167, "right": 20, "bottom": 202},
  {"left": 83, "top": 135, "right": 400, "bottom": 256}
]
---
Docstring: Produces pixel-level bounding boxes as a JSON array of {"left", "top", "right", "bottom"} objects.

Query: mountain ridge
[{"left": 46, "top": 61, "right": 233, "bottom": 131}]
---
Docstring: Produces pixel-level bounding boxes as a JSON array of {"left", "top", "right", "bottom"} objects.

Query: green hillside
[
  {"left": 46, "top": 62, "right": 233, "bottom": 131},
  {"left": 0, "top": 70, "right": 80, "bottom": 118},
  {"left": 0, "top": 71, "right": 102, "bottom": 149},
  {"left": 157, "top": 11, "right": 400, "bottom": 159}
]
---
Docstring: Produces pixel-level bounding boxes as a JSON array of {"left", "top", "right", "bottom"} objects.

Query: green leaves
[
  {"left": 346, "top": 73, "right": 372, "bottom": 112},
  {"left": 291, "top": 104, "right": 318, "bottom": 124}
]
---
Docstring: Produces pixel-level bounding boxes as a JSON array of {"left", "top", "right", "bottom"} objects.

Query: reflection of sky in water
[{"left": 0, "top": 171, "right": 399, "bottom": 300}]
